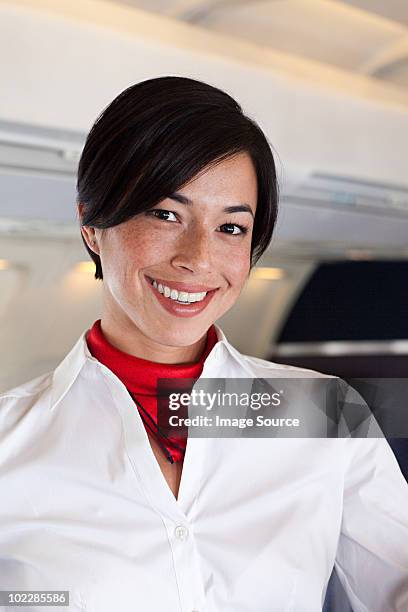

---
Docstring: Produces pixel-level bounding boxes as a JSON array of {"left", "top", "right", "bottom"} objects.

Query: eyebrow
[{"left": 169, "top": 192, "right": 255, "bottom": 219}]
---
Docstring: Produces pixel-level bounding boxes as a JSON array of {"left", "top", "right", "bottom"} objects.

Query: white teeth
[
  {"left": 150, "top": 278, "right": 208, "bottom": 303},
  {"left": 189, "top": 292, "right": 205, "bottom": 302}
]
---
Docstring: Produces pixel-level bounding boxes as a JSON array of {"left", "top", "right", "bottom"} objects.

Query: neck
[{"left": 100, "top": 307, "right": 208, "bottom": 364}]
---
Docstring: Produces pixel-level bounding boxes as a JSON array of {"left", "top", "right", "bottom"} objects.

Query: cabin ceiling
[{"left": 108, "top": 0, "right": 408, "bottom": 91}]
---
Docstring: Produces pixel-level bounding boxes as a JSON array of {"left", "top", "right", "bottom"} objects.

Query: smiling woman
[
  {"left": 79, "top": 152, "right": 259, "bottom": 355},
  {"left": 0, "top": 76, "right": 408, "bottom": 612},
  {"left": 76, "top": 76, "right": 276, "bottom": 360}
]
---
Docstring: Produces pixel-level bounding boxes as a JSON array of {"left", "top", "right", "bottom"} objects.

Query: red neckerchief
[{"left": 86, "top": 320, "right": 218, "bottom": 463}]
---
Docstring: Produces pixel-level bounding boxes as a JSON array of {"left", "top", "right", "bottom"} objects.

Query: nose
[{"left": 170, "top": 225, "right": 213, "bottom": 274}]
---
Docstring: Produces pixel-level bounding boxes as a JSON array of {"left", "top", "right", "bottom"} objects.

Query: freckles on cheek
[{"left": 135, "top": 225, "right": 172, "bottom": 260}]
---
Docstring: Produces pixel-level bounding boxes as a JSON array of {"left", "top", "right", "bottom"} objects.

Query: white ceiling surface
[{"left": 112, "top": 0, "right": 408, "bottom": 90}]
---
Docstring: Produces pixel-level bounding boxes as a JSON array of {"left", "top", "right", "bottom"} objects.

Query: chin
[{"left": 152, "top": 320, "right": 212, "bottom": 347}]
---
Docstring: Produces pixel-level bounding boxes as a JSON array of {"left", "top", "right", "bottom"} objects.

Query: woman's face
[{"left": 81, "top": 152, "right": 257, "bottom": 351}]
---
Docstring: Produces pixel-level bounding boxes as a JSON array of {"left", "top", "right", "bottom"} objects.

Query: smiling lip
[
  {"left": 145, "top": 275, "right": 219, "bottom": 318},
  {"left": 145, "top": 275, "right": 219, "bottom": 293}
]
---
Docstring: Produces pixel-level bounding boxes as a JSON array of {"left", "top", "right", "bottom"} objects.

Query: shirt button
[{"left": 174, "top": 524, "right": 189, "bottom": 541}]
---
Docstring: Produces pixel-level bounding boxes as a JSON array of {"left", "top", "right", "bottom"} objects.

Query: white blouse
[{"left": 0, "top": 325, "right": 407, "bottom": 611}]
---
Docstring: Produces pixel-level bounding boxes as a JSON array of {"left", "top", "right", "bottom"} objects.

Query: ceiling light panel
[
  {"left": 177, "top": 0, "right": 406, "bottom": 75},
  {"left": 338, "top": 0, "right": 408, "bottom": 29}
]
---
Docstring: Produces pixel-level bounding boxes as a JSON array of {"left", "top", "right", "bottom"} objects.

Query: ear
[{"left": 77, "top": 202, "right": 99, "bottom": 254}]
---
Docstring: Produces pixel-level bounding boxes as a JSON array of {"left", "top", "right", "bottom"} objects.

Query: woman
[{"left": 0, "top": 76, "right": 407, "bottom": 612}]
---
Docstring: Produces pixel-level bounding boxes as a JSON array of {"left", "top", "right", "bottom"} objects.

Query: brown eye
[
  {"left": 149, "top": 210, "right": 178, "bottom": 222},
  {"left": 220, "top": 223, "right": 248, "bottom": 235}
]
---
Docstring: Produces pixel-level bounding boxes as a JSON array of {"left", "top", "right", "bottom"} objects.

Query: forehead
[{"left": 178, "top": 153, "right": 257, "bottom": 212}]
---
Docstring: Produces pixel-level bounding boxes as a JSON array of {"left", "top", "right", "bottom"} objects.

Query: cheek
[
  {"left": 110, "top": 225, "right": 167, "bottom": 275},
  {"left": 222, "top": 245, "right": 251, "bottom": 288},
  {"left": 128, "top": 220, "right": 178, "bottom": 259}
]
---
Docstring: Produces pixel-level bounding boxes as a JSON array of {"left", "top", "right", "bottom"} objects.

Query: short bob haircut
[{"left": 77, "top": 76, "right": 279, "bottom": 280}]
